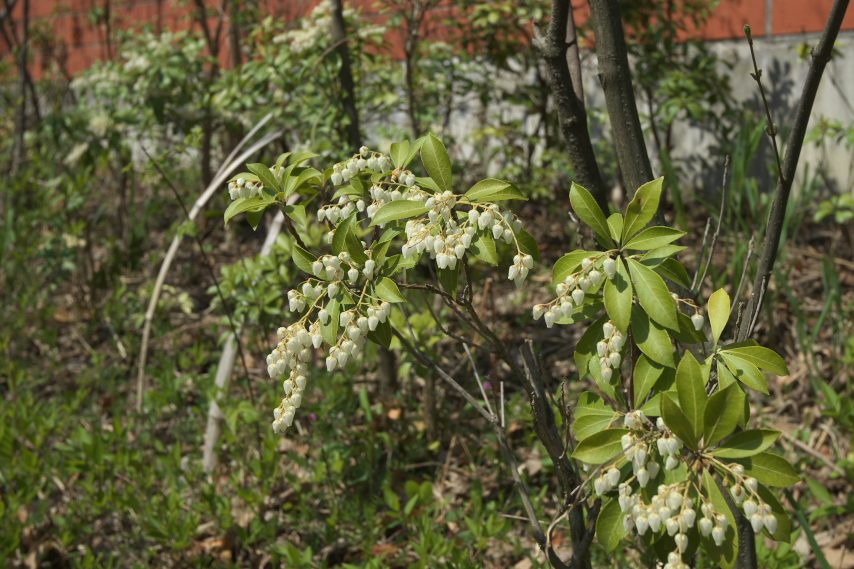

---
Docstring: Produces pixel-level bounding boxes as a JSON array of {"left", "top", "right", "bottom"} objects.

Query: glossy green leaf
[
  {"left": 284, "top": 167, "right": 322, "bottom": 198},
  {"left": 224, "top": 197, "right": 271, "bottom": 225},
  {"left": 470, "top": 231, "right": 498, "bottom": 265},
  {"left": 625, "top": 227, "right": 686, "bottom": 251},
  {"left": 731, "top": 452, "right": 800, "bottom": 487},
  {"left": 375, "top": 277, "right": 406, "bottom": 303},
  {"left": 321, "top": 298, "right": 340, "bottom": 346},
  {"left": 366, "top": 319, "right": 392, "bottom": 349},
  {"left": 552, "top": 250, "right": 593, "bottom": 285},
  {"left": 570, "top": 182, "right": 613, "bottom": 246},
  {"left": 607, "top": 213, "right": 623, "bottom": 245},
  {"left": 284, "top": 204, "right": 307, "bottom": 227},
  {"left": 247, "top": 163, "right": 281, "bottom": 192},
  {"left": 344, "top": 230, "right": 369, "bottom": 264},
  {"left": 661, "top": 393, "right": 697, "bottom": 449},
  {"left": 382, "top": 254, "right": 418, "bottom": 276},
  {"left": 421, "top": 134, "right": 453, "bottom": 194},
  {"left": 331, "top": 213, "right": 355, "bottom": 256},
  {"left": 596, "top": 497, "right": 627, "bottom": 553},
  {"left": 703, "top": 383, "right": 743, "bottom": 448},
  {"left": 676, "top": 352, "right": 707, "bottom": 444},
  {"left": 437, "top": 265, "right": 459, "bottom": 297},
  {"left": 555, "top": 297, "right": 605, "bottom": 325},
  {"left": 573, "top": 392, "right": 618, "bottom": 441},
  {"left": 571, "top": 428, "right": 630, "bottom": 464},
  {"left": 665, "top": 310, "right": 707, "bottom": 344},
  {"left": 708, "top": 288, "right": 730, "bottom": 345},
  {"left": 622, "top": 177, "right": 663, "bottom": 241},
  {"left": 655, "top": 258, "right": 692, "bottom": 289},
  {"left": 390, "top": 140, "right": 411, "bottom": 169},
  {"left": 631, "top": 307, "right": 674, "bottom": 367},
  {"left": 640, "top": 244, "right": 687, "bottom": 268},
  {"left": 723, "top": 346, "right": 789, "bottom": 376},
  {"left": 369, "top": 200, "right": 430, "bottom": 227},
  {"left": 515, "top": 228, "right": 540, "bottom": 262},
  {"left": 633, "top": 354, "right": 665, "bottom": 408},
  {"left": 604, "top": 256, "right": 632, "bottom": 333},
  {"left": 719, "top": 353, "right": 769, "bottom": 394},
  {"left": 464, "top": 178, "right": 526, "bottom": 202},
  {"left": 711, "top": 429, "right": 781, "bottom": 458},
  {"left": 292, "top": 245, "right": 318, "bottom": 276},
  {"left": 627, "top": 258, "right": 678, "bottom": 330}
]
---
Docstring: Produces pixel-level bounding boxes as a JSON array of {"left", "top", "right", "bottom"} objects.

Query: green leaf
[
  {"left": 666, "top": 310, "right": 707, "bottom": 344},
  {"left": 515, "top": 228, "right": 540, "bottom": 262},
  {"left": 246, "top": 209, "right": 264, "bottom": 230},
  {"left": 332, "top": 213, "right": 357, "bottom": 256},
  {"left": 224, "top": 197, "right": 271, "bottom": 225},
  {"left": 700, "top": 469, "right": 739, "bottom": 569},
  {"left": 420, "top": 134, "right": 453, "bottom": 194},
  {"left": 596, "top": 497, "right": 627, "bottom": 553},
  {"left": 703, "top": 383, "right": 744, "bottom": 448},
  {"left": 375, "top": 277, "right": 406, "bottom": 303},
  {"left": 570, "top": 182, "right": 613, "bottom": 246},
  {"left": 292, "top": 245, "right": 318, "bottom": 276},
  {"left": 470, "top": 231, "right": 498, "bottom": 265},
  {"left": 247, "top": 163, "right": 281, "bottom": 192},
  {"left": 437, "top": 265, "right": 459, "bottom": 297},
  {"left": 731, "top": 452, "right": 800, "bottom": 487},
  {"left": 390, "top": 140, "right": 411, "bottom": 169},
  {"left": 607, "top": 213, "right": 624, "bottom": 244},
  {"left": 631, "top": 308, "right": 674, "bottom": 367},
  {"left": 573, "top": 392, "right": 618, "bottom": 441},
  {"left": 624, "top": 227, "right": 685, "bottom": 251},
  {"left": 676, "top": 352, "right": 707, "bottom": 444},
  {"left": 284, "top": 204, "right": 307, "bottom": 227},
  {"left": 464, "top": 178, "right": 526, "bottom": 202},
  {"left": 366, "top": 319, "right": 392, "bottom": 349},
  {"left": 604, "top": 256, "right": 632, "bottom": 333},
  {"left": 661, "top": 393, "right": 697, "bottom": 450},
  {"left": 708, "top": 288, "right": 731, "bottom": 345},
  {"left": 414, "top": 176, "right": 440, "bottom": 193},
  {"left": 655, "top": 258, "right": 692, "bottom": 288},
  {"left": 284, "top": 167, "right": 322, "bottom": 199},
  {"left": 378, "top": 226, "right": 406, "bottom": 244},
  {"left": 627, "top": 258, "right": 678, "bottom": 330},
  {"left": 711, "top": 429, "right": 781, "bottom": 458},
  {"left": 571, "top": 428, "right": 630, "bottom": 464},
  {"left": 755, "top": 483, "right": 792, "bottom": 542},
  {"left": 719, "top": 353, "right": 769, "bottom": 394},
  {"left": 722, "top": 346, "right": 789, "bottom": 376},
  {"left": 552, "top": 250, "right": 593, "bottom": 285},
  {"left": 321, "top": 298, "right": 340, "bottom": 346},
  {"left": 275, "top": 152, "right": 292, "bottom": 171},
  {"left": 372, "top": 239, "right": 392, "bottom": 268},
  {"left": 369, "top": 200, "right": 430, "bottom": 227},
  {"left": 633, "top": 355, "right": 665, "bottom": 408},
  {"left": 575, "top": 314, "right": 610, "bottom": 380},
  {"left": 622, "top": 177, "right": 663, "bottom": 241},
  {"left": 344, "top": 230, "right": 369, "bottom": 264},
  {"left": 382, "top": 254, "right": 418, "bottom": 276},
  {"left": 640, "top": 244, "right": 687, "bottom": 268}
]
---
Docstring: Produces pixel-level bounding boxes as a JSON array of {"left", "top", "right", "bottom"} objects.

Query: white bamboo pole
[{"left": 135, "top": 124, "right": 284, "bottom": 411}]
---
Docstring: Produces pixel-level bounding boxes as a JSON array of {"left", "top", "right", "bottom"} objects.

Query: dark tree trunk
[{"left": 330, "top": 0, "right": 361, "bottom": 152}]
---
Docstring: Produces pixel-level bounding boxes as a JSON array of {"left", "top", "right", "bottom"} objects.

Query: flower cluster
[
  {"left": 532, "top": 255, "right": 605, "bottom": 328},
  {"left": 727, "top": 464, "right": 778, "bottom": 534},
  {"left": 268, "top": 322, "right": 319, "bottom": 433},
  {"left": 598, "top": 321, "right": 625, "bottom": 382},
  {"left": 228, "top": 176, "right": 266, "bottom": 200}
]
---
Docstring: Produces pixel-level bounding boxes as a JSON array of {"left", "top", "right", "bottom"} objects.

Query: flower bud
[
  {"left": 532, "top": 305, "right": 544, "bottom": 320},
  {"left": 603, "top": 321, "right": 615, "bottom": 337},
  {"left": 699, "top": 517, "right": 713, "bottom": 537},
  {"left": 572, "top": 289, "right": 585, "bottom": 305},
  {"left": 604, "top": 257, "right": 617, "bottom": 279},
  {"left": 691, "top": 313, "right": 704, "bottom": 331}
]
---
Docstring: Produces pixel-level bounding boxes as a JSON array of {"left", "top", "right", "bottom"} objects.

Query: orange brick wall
[{"left": 2, "top": 0, "right": 853, "bottom": 79}]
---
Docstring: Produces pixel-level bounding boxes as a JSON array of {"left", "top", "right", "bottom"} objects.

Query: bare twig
[
  {"left": 730, "top": 236, "right": 755, "bottom": 322},
  {"left": 744, "top": 26, "right": 784, "bottom": 181},
  {"left": 420, "top": 290, "right": 495, "bottom": 353},
  {"left": 695, "top": 157, "right": 730, "bottom": 294},
  {"left": 691, "top": 218, "right": 713, "bottom": 291}
]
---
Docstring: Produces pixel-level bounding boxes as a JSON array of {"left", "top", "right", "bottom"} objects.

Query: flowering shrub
[{"left": 223, "top": 134, "right": 797, "bottom": 567}]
